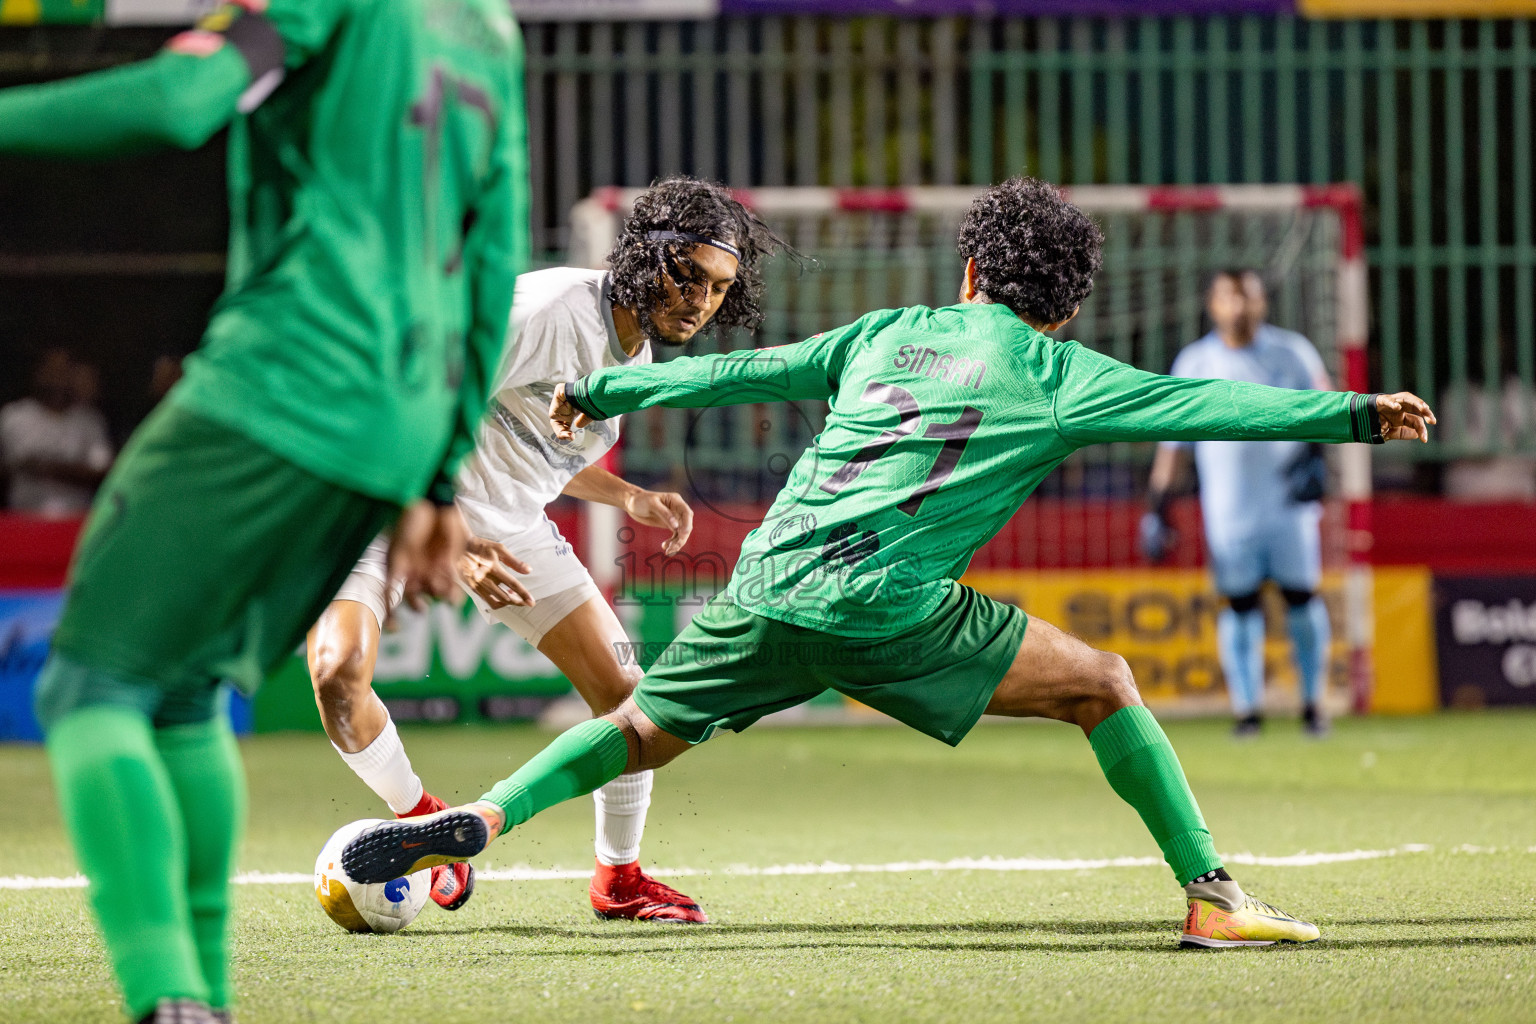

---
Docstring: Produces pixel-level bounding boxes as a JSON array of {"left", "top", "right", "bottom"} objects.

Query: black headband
[{"left": 646, "top": 230, "right": 742, "bottom": 261}]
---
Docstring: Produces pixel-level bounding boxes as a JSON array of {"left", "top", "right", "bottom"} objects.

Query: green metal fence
[{"left": 523, "top": 16, "right": 1536, "bottom": 457}]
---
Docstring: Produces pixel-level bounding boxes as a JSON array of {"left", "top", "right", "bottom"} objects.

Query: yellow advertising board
[
  {"left": 1368, "top": 566, "right": 1438, "bottom": 714},
  {"left": 960, "top": 566, "right": 1436, "bottom": 717}
]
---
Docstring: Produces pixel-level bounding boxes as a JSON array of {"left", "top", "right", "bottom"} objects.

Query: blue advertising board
[
  {"left": 0, "top": 590, "right": 63, "bottom": 741},
  {"left": 0, "top": 588, "right": 252, "bottom": 741}
]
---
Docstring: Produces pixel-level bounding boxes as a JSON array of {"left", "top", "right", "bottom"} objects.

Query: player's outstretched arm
[
  {"left": 1054, "top": 345, "right": 1435, "bottom": 448},
  {"left": 549, "top": 312, "right": 886, "bottom": 438},
  {"left": 0, "top": 0, "right": 315, "bottom": 157},
  {"left": 0, "top": 46, "right": 251, "bottom": 156},
  {"left": 0, "top": 0, "right": 378, "bottom": 158},
  {"left": 550, "top": 347, "right": 832, "bottom": 439}
]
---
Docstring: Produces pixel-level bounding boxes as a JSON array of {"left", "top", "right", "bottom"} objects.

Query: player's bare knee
[
  {"left": 596, "top": 702, "right": 635, "bottom": 761},
  {"left": 309, "top": 639, "right": 373, "bottom": 709},
  {"left": 582, "top": 663, "right": 644, "bottom": 716},
  {"left": 605, "top": 699, "right": 685, "bottom": 773},
  {"left": 1091, "top": 651, "right": 1140, "bottom": 708}
]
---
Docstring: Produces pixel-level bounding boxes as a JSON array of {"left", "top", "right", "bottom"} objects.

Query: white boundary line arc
[
  {"left": 1, "top": 844, "right": 1528, "bottom": 891},
  {"left": 1, "top": 874, "right": 87, "bottom": 889},
  {"left": 236, "top": 871, "right": 312, "bottom": 885}
]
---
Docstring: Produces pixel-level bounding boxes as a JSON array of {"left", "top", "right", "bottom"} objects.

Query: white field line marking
[{"left": 1, "top": 844, "right": 1527, "bottom": 891}]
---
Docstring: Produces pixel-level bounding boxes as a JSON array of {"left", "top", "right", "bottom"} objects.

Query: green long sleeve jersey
[
  {"left": 568, "top": 301, "right": 1383, "bottom": 638},
  {"left": 0, "top": 0, "right": 529, "bottom": 504}
]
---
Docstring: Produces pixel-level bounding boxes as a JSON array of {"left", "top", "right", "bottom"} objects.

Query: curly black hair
[
  {"left": 606, "top": 176, "right": 795, "bottom": 341},
  {"left": 955, "top": 178, "right": 1104, "bottom": 326}
]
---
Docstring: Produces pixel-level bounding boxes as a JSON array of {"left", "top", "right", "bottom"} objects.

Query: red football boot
[
  {"left": 589, "top": 859, "right": 708, "bottom": 923},
  {"left": 400, "top": 792, "right": 476, "bottom": 911}
]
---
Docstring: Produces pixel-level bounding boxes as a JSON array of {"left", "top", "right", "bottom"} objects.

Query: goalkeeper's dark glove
[
  {"left": 1139, "top": 490, "right": 1177, "bottom": 563},
  {"left": 1284, "top": 442, "right": 1328, "bottom": 504}
]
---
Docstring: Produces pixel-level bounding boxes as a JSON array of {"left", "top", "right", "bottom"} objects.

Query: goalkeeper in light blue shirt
[{"left": 1143, "top": 270, "right": 1334, "bottom": 737}]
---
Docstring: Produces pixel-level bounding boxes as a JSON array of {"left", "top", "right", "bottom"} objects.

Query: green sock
[
  {"left": 481, "top": 718, "right": 629, "bottom": 835},
  {"left": 155, "top": 716, "right": 246, "bottom": 1012},
  {"left": 1088, "top": 705, "right": 1222, "bottom": 886},
  {"left": 45, "top": 706, "right": 209, "bottom": 1019}
]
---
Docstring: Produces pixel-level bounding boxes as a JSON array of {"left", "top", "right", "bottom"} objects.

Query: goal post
[{"left": 570, "top": 183, "right": 1374, "bottom": 713}]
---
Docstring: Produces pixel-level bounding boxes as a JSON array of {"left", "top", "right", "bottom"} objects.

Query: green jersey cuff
[
  {"left": 1350, "top": 393, "right": 1385, "bottom": 445},
  {"left": 427, "top": 471, "right": 456, "bottom": 507},
  {"left": 565, "top": 378, "right": 608, "bottom": 422}
]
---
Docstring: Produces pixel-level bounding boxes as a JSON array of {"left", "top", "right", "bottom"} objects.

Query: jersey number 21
[{"left": 820, "top": 381, "right": 983, "bottom": 516}]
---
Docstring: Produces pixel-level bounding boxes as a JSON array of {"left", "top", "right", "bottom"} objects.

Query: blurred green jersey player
[
  {"left": 343, "top": 179, "right": 1435, "bottom": 951},
  {"left": 0, "top": 1, "right": 528, "bottom": 1020}
]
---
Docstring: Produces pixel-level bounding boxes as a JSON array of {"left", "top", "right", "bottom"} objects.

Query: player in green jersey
[
  {"left": 341, "top": 179, "right": 1434, "bottom": 949},
  {"left": 0, "top": 1, "right": 527, "bottom": 1020}
]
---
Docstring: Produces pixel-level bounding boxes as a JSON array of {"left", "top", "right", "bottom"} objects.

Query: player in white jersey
[
  {"left": 306, "top": 178, "right": 791, "bottom": 919},
  {"left": 1142, "top": 270, "right": 1334, "bottom": 737}
]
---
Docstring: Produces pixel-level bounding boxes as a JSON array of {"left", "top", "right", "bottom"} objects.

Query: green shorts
[
  {"left": 40, "top": 402, "right": 394, "bottom": 723},
  {"left": 34, "top": 655, "right": 233, "bottom": 731},
  {"left": 633, "top": 582, "right": 1028, "bottom": 747}
]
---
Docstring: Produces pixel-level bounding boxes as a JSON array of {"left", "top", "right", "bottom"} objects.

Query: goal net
[{"left": 569, "top": 184, "right": 1373, "bottom": 711}]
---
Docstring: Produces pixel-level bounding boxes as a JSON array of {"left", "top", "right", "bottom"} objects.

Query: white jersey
[
  {"left": 1161, "top": 324, "right": 1331, "bottom": 546},
  {"left": 455, "top": 267, "right": 651, "bottom": 543}
]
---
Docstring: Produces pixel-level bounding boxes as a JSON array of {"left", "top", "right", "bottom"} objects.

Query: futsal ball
[{"left": 313, "top": 819, "right": 430, "bottom": 934}]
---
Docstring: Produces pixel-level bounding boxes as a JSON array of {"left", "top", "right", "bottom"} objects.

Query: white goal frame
[{"left": 571, "top": 183, "right": 1375, "bottom": 711}]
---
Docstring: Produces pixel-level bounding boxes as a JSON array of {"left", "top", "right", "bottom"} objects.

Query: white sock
[
  {"left": 593, "top": 770, "right": 653, "bottom": 866},
  {"left": 333, "top": 716, "right": 424, "bottom": 816}
]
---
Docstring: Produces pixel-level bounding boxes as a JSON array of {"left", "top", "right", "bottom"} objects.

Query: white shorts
[
  {"left": 332, "top": 535, "right": 405, "bottom": 630},
  {"left": 332, "top": 514, "right": 600, "bottom": 648}
]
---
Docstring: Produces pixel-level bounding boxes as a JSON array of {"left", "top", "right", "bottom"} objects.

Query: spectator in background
[{"left": 0, "top": 348, "right": 114, "bottom": 516}]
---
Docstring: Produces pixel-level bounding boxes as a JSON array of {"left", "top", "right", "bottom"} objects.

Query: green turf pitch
[{"left": 3, "top": 712, "right": 1536, "bottom": 1023}]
